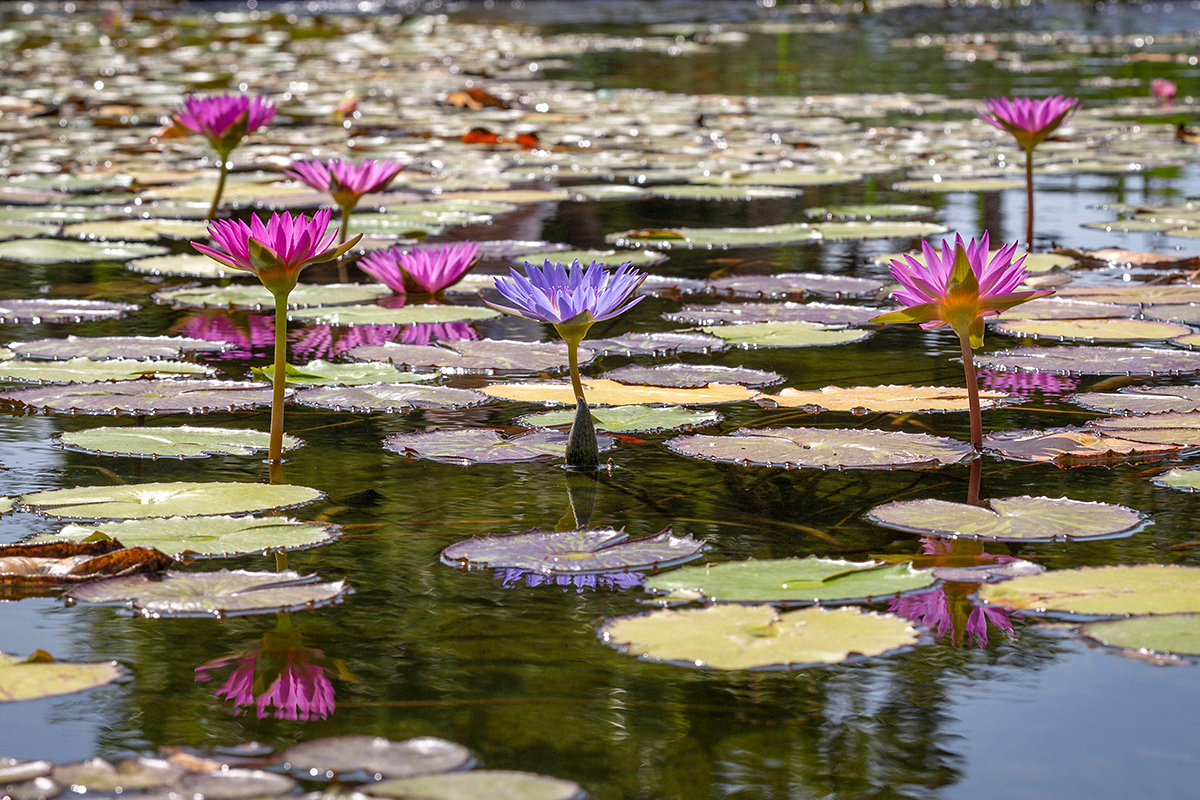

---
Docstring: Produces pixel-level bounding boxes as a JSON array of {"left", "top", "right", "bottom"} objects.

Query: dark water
[{"left": 1, "top": 2, "right": 1200, "bottom": 798}]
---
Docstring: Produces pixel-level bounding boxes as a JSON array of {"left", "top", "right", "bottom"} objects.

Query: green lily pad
[
  {"left": 0, "top": 379, "right": 279, "bottom": 415},
  {"left": 0, "top": 299, "right": 138, "bottom": 324},
  {"left": 0, "top": 651, "right": 124, "bottom": 702},
  {"left": 602, "top": 363, "right": 782, "bottom": 388},
  {"left": 690, "top": 169, "right": 862, "bottom": 187},
  {"left": 0, "top": 239, "right": 168, "bottom": 264},
  {"left": 1071, "top": 386, "right": 1200, "bottom": 415},
  {"left": 10, "top": 336, "right": 232, "bottom": 361},
  {"left": 65, "top": 569, "right": 350, "bottom": 618},
  {"left": 442, "top": 527, "right": 706, "bottom": 575},
  {"left": 293, "top": 383, "right": 490, "bottom": 412},
  {"left": 1082, "top": 219, "right": 1174, "bottom": 233},
  {"left": 49, "top": 758, "right": 184, "bottom": 794},
  {"left": 702, "top": 321, "right": 871, "bottom": 348},
  {"left": 667, "top": 427, "right": 975, "bottom": 469},
  {"left": 587, "top": 331, "right": 726, "bottom": 356},
  {"left": 63, "top": 219, "right": 209, "bottom": 242},
  {"left": 600, "top": 604, "right": 919, "bottom": 670},
  {"left": 384, "top": 428, "right": 613, "bottom": 465},
  {"left": 991, "top": 298, "right": 1135, "bottom": 320},
  {"left": 979, "top": 565, "right": 1200, "bottom": 616},
  {"left": 155, "top": 283, "right": 390, "bottom": 310},
  {"left": 974, "top": 346, "right": 1200, "bottom": 376},
  {"left": 250, "top": 360, "right": 429, "bottom": 387},
  {"left": 1153, "top": 467, "right": 1200, "bottom": 492},
  {"left": 893, "top": 177, "right": 1024, "bottom": 193},
  {"left": 1079, "top": 614, "right": 1200, "bottom": 658},
  {"left": 512, "top": 249, "right": 667, "bottom": 268},
  {"left": 365, "top": 771, "right": 583, "bottom": 800},
  {"left": 19, "top": 482, "right": 322, "bottom": 520},
  {"left": 642, "top": 556, "right": 936, "bottom": 605},
  {"left": 0, "top": 207, "right": 116, "bottom": 224},
  {"left": 666, "top": 301, "right": 883, "bottom": 327},
  {"left": 127, "top": 254, "right": 251, "bottom": 279},
  {"left": 0, "top": 358, "right": 213, "bottom": 385},
  {"left": 607, "top": 223, "right": 821, "bottom": 249},
  {"left": 706, "top": 272, "right": 885, "bottom": 298},
  {"left": 28, "top": 516, "right": 337, "bottom": 559},
  {"left": 810, "top": 221, "right": 948, "bottom": 240},
  {"left": 1090, "top": 413, "right": 1200, "bottom": 446},
  {"left": 867, "top": 496, "right": 1145, "bottom": 542},
  {"left": 649, "top": 185, "right": 803, "bottom": 201},
  {"left": 58, "top": 426, "right": 301, "bottom": 458},
  {"left": 347, "top": 339, "right": 588, "bottom": 373},
  {"left": 805, "top": 204, "right": 934, "bottom": 220},
  {"left": 0, "top": 498, "right": 12, "bottom": 515},
  {"left": 288, "top": 304, "right": 499, "bottom": 326},
  {"left": 280, "top": 736, "right": 472, "bottom": 780},
  {"left": 994, "top": 318, "right": 1190, "bottom": 342},
  {"left": 0, "top": 223, "right": 51, "bottom": 241},
  {"left": 518, "top": 405, "right": 722, "bottom": 433}
]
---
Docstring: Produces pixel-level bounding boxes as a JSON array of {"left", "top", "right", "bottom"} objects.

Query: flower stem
[
  {"left": 959, "top": 335, "right": 983, "bottom": 450},
  {"left": 336, "top": 204, "right": 352, "bottom": 283},
  {"left": 567, "top": 340, "right": 585, "bottom": 403},
  {"left": 268, "top": 290, "right": 290, "bottom": 484},
  {"left": 206, "top": 158, "right": 229, "bottom": 221},
  {"left": 1023, "top": 146, "right": 1034, "bottom": 250}
]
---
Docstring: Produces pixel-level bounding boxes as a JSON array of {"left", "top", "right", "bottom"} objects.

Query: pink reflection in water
[
  {"left": 173, "top": 312, "right": 275, "bottom": 360},
  {"left": 978, "top": 368, "right": 1079, "bottom": 402}
]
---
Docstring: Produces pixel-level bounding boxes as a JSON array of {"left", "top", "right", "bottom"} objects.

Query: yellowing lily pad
[
  {"left": 607, "top": 223, "right": 821, "bottom": 249},
  {"left": 809, "top": 221, "right": 948, "bottom": 240},
  {"left": 702, "top": 322, "right": 872, "bottom": 349},
  {"left": 0, "top": 651, "right": 124, "bottom": 703},
  {"left": 0, "top": 239, "right": 168, "bottom": 264},
  {"left": 365, "top": 771, "right": 583, "bottom": 800},
  {"left": 0, "top": 358, "right": 213, "bottom": 385},
  {"left": 1079, "top": 614, "right": 1200, "bottom": 658},
  {"left": 755, "top": 384, "right": 1011, "bottom": 413},
  {"left": 893, "top": 177, "right": 1024, "bottom": 193},
  {"left": 867, "top": 496, "right": 1145, "bottom": 542},
  {"left": 1090, "top": 413, "right": 1200, "bottom": 446},
  {"left": 287, "top": 304, "right": 499, "bottom": 326},
  {"left": 984, "top": 427, "right": 1182, "bottom": 464},
  {"left": 979, "top": 565, "right": 1200, "bottom": 617},
  {"left": 482, "top": 378, "right": 757, "bottom": 406},
  {"left": 994, "top": 318, "right": 1191, "bottom": 342},
  {"left": 19, "top": 482, "right": 322, "bottom": 520},
  {"left": 668, "top": 427, "right": 974, "bottom": 469},
  {"left": 517, "top": 405, "right": 721, "bottom": 433},
  {"left": 155, "top": 283, "right": 390, "bottom": 310}
]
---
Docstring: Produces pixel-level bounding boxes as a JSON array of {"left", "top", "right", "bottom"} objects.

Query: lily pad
[
  {"left": 650, "top": 185, "right": 802, "bottom": 201},
  {"left": 1058, "top": 286, "right": 1200, "bottom": 305},
  {"left": 690, "top": 169, "right": 861, "bottom": 187},
  {"left": 383, "top": 429, "right": 613, "bottom": 465},
  {"left": 586, "top": 331, "right": 726, "bottom": 356},
  {"left": 19, "top": 482, "right": 322, "bottom": 520},
  {"left": 642, "top": 557, "right": 936, "bottom": 605},
  {"left": 482, "top": 378, "right": 757, "bottom": 406},
  {"left": 893, "top": 177, "right": 1024, "bottom": 193},
  {"left": 994, "top": 318, "right": 1191, "bottom": 342},
  {"left": 666, "top": 301, "right": 883, "bottom": 327},
  {"left": 0, "top": 358, "right": 213, "bottom": 385},
  {"left": 63, "top": 219, "right": 209, "bottom": 242},
  {"left": 667, "top": 427, "right": 975, "bottom": 469},
  {"left": 347, "top": 339, "right": 590, "bottom": 373},
  {"left": 1089, "top": 413, "right": 1200, "bottom": 446},
  {"left": 810, "top": 221, "right": 948, "bottom": 240},
  {"left": 144, "top": 769, "right": 298, "bottom": 800},
  {"left": 0, "top": 239, "right": 168, "bottom": 264},
  {"left": 600, "top": 605, "right": 919, "bottom": 670},
  {"left": 10, "top": 336, "right": 232, "bottom": 361},
  {"left": 288, "top": 304, "right": 499, "bottom": 326},
  {"left": 607, "top": 223, "right": 821, "bottom": 249},
  {"left": 250, "top": 360, "right": 428, "bottom": 387},
  {"left": 293, "top": 384, "right": 490, "bottom": 412},
  {"left": 707, "top": 272, "right": 885, "bottom": 299},
  {"left": 1072, "top": 386, "right": 1200, "bottom": 415},
  {"left": 58, "top": 426, "right": 301, "bottom": 459},
  {"left": 126, "top": 254, "right": 248, "bottom": 279},
  {"left": 1142, "top": 304, "right": 1200, "bottom": 324},
  {"left": 979, "top": 565, "right": 1200, "bottom": 617},
  {"left": 702, "top": 321, "right": 872, "bottom": 349},
  {"left": 974, "top": 346, "right": 1200, "bottom": 376},
  {"left": 512, "top": 249, "right": 667, "bottom": 268},
  {"left": 28, "top": 516, "right": 337, "bottom": 559},
  {"left": 66, "top": 569, "right": 350, "bottom": 618},
  {"left": 991, "top": 298, "right": 1137, "bottom": 320},
  {"left": 517, "top": 405, "right": 721, "bottom": 433},
  {"left": 365, "top": 771, "right": 583, "bottom": 800},
  {"left": 755, "top": 384, "right": 1011, "bottom": 413},
  {"left": 983, "top": 427, "right": 1182, "bottom": 463},
  {"left": 1153, "top": 467, "right": 1200, "bottom": 492},
  {"left": 280, "top": 736, "right": 472, "bottom": 780},
  {"left": 0, "top": 299, "right": 138, "bottom": 324},
  {"left": 0, "top": 380, "right": 280, "bottom": 415},
  {"left": 602, "top": 363, "right": 782, "bottom": 388},
  {"left": 0, "top": 651, "right": 124, "bottom": 702},
  {"left": 50, "top": 759, "right": 183, "bottom": 794},
  {"left": 442, "top": 527, "right": 706, "bottom": 575},
  {"left": 867, "top": 496, "right": 1145, "bottom": 542},
  {"left": 155, "top": 283, "right": 390, "bottom": 311},
  {"left": 805, "top": 204, "right": 935, "bottom": 220},
  {"left": 1079, "top": 614, "right": 1200, "bottom": 658}
]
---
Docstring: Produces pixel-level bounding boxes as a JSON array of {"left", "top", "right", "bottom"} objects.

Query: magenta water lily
[
  {"left": 360, "top": 241, "right": 480, "bottom": 295},
  {"left": 284, "top": 158, "right": 406, "bottom": 245},
  {"left": 978, "top": 95, "right": 1079, "bottom": 247},
  {"left": 1151, "top": 77, "right": 1177, "bottom": 107},
  {"left": 173, "top": 93, "right": 276, "bottom": 220}
]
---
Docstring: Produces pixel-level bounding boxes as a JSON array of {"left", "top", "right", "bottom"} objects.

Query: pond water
[{"left": 1, "top": 1, "right": 1200, "bottom": 798}]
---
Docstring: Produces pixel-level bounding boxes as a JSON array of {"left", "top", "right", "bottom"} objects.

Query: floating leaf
[
  {"left": 0, "top": 223, "right": 51, "bottom": 241},
  {"left": 600, "top": 605, "right": 919, "bottom": 670},
  {"left": 288, "top": 304, "right": 499, "bottom": 326},
  {"left": 155, "top": 283, "right": 390, "bottom": 310},
  {"left": 126, "top": 254, "right": 247, "bottom": 279},
  {"left": 893, "top": 178, "right": 1024, "bottom": 193},
  {"left": 347, "top": 339, "right": 590, "bottom": 373},
  {"left": 1142, "top": 304, "right": 1200, "bottom": 324},
  {"left": 0, "top": 652, "right": 124, "bottom": 702},
  {"left": 805, "top": 204, "right": 934, "bottom": 220},
  {"left": 1153, "top": 467, "right": 1200, "bottom": 492},
  {"left": 607, "top": 223, "right": 821, "bottom": 249},
  {"left": 1072, "top": 386, "right": 1200, "bottom": 415},
  {"left": 867, "top": 496, "right": 1144, "bottom": 542},
  {"left": 0, "top": 239, "right": 168, "bottom": 264},
  {"left": 442, "top": 527, "right": 706, "bottom": 575},
  {"left": 482, "top": 378, "right": 756, "bottom": 406},
  {"left": 1069, "top": 248, "right": 1197, "bottom": 268},
  {"left": 637, "top": 275, "right": 708, "bottom": 297},
  {"left": 702, "top": 321, "right": 871, "bottom": 349},
  {"left": 383, "top": 429, "right": 613, "bottom": 465},
  {"left": 10, "top": 336, "right": 232, "bottom": 361},
  {"left": 250, "top": 360, "right": 428, "bottom": 387},
  {"left": 0, "top": 539, "right": 172, "bottom": 589},
  {"left": 280, "top": 736, "right": 472, "bottom": 779},
  {"left": 983, "top": 427, "right": 1182, "bottom": 463},
  {"left": 974, "top": 346, "right": 1200, "bottom": 376},
  {"left": 19, "top": 482, "right": 322, "bottom": 520},
  {"left": 512, "top": 249, "right": 667, "bottom": 267},
  {"left": 707, "top": 272, "right": 884, "bottom": 299},
  {"left": 586, "top": 331, "right": 726, "bottom": 356},
  {"left": 979, "top": 565, "right": 1200, "bottom": 616},
  {"left": 29, "top": 516, "right": 337, "bottom": 559},
  {"left": 667, "top": 427, "right": 975, "bottom": 469},
  {"left": 991, "top": 298, "right": 1137, "bottom": 321},
  {"left": 642, "top": 556, "right": 935, "bottom": 605},
  {"left": 143, "top": 770, "right": 298, "bottom": 800},
  {"left": 50, "top": 759, "right": 183, "bottom": 794},
  {"left": 994, "top": 318, "right": 1190, "bottom": 342},
  {"left": 0, "top": 358, "right": 213, "bottom": 385},
  {"left": 365, "top": 771, "right": 583, "bottom": 800},
  {"left": 0, "top": 299, "right": 138, "bottom": 324},
  {"left": 755, "top": 384, "right": 1010, "bottom": 413},
  {"left": 517, "top": 405, "right": 721, "bottom": 433},
  {"left": 1058, "top": 286, "right": 1200, "bottom": 305},
  {"left": 1079, "top": 614, "right": 1200, "bottom": 658},
  {"left": 1089, "top": 413, "right": 1200, "bottom": 446},
  {"left": 810, "top": 221, "right": 948, "bottom": 240},
  {"left": 666, "top": 301, "right": 883, "bottom": 327},
  {"left": 0, "top": 380, "right": 279, "bottom": 416},
  {"left": 66, "top": 569, "right": 350, "bottom": 618},
  {"left": 650, "top": 185, "right": 802, "bottom": 201},
  {"left": 58, "top": 426, "right": 300, "bottom": 459},
  {"left": 63, "top": 219, "right": 209, "bottom": 242},
  {"left": 690, "top": 169, "right": 862, "bottom": 187},
  {"left": 293, "top": 384, "right": 489, "bottom": 412},
  {"left": 602, "top": 363, "right": 782, "bottom": 389}
]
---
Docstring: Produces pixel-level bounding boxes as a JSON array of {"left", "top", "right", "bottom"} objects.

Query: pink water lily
[
  {"left": 359, "top": 241, "right": 481, "bottom": 295},
  {"left": 172, "top": 93, "right": 277, "bottom": 219},
  {"left": 1151, "top": 77, "right": 1177, "bottom": 107},
  {"left": 284, "top": 159, "right": 406, "bottom": 247}
]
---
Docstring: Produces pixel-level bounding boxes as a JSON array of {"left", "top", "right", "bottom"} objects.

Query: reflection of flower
[
  {"left": 496, "top": 569, "right": 644, "bottom": 593},
  {"left": 978, "top": 368, "right": 1079, "bottom": 401},
  {"left": 194, "top": 617, "right": 352, "bottom": 721},
  {"left": 889, "top": 586, "right": 1014, "bottom": 649},
  {"left": 399, "top": 322, "right": 479, "bottom": 346},
  {"left": 889, "top": 588, "right": 953, "bottom": 640},
  {"left": 1151, "top": 78, "right": 1177, "bottom": 108},
  {"left": 965, "top": 604, "right": 1014, "bottom": 648},
  {"left": 360, "top": 242, "right": 481, "bottom": 295},
  {"left": 289, "top": 323, "right": 405, "bottom": 361},
  {"left": 173, "top": 312, "right": 275, "bottom": 360}
]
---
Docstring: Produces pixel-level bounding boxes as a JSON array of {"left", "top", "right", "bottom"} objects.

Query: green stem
[
  {"left": 336, "top": 204, "right": 353, "bottom": 282},
  {"left": 959, "top": 335, "right": 983, "bottom": 450},
  {"left": 275, "top": 551, "right": 288, "bottom": 571},
  {"left": 1024, "top": 146, "right": 1034, "bottom": 250},
  {"left": 567, "top": 340, "right": 585, "bottom": 403},
  {"left": 268, "top": 290, "right": 290, "bottom": 482},
  {"left": 206, "top": 158, "right": 229, "bottom": 221}
]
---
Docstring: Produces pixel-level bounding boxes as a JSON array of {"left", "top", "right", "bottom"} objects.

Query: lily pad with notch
[
  {"left": 0, "top": 379, "right": 281, "bottom": 416},
  {"left": 482, "top": 378, "right": 757, "bottom": 407},
  {"left": 364, "top": 771, "right": 584, "bottom": 800},
  {"left": 10, "top": 336, "right": 233, "bottom": 361},
  {"left": 867, "top": 496, "right": 1145, "bottom": 542},
  {"left": 602, "top": 363, "right": 783, "bottom": 389},
  {"left": 979, "top": 564, "right": 1200, "bottom": 617},
  {"left": 974, "top": 346, "right": 1200, "bottom": 376},
  {"left": 706, "top": 272, "right": 884, "bottom": 299},
  {"left": 19, "top": 482, "right": 322, "bottom": 520},
  {"left": 383, "top": 429, "right": 613, "bottom": 465},
  {"left": 65, "top": 569, "right": 351, "bottom": 618},
  {"left": 599, "top": 604, "right": 919, "bottom": 670},
  {"left": 292, "top": 384, "right": 490, "bottom": 412},
  {"left": 0, "top": 299, "right": 138, "bottom": 324},
  {"left": 0, "top": 358, "right": 214, "bottom": 385},
  {"left": 517, "top": 405, "right": 722, "bottom": 433},
  {"left": 442, "top": 527, "right": 706, "bottom": 575},
  {"left": 667, "top": 427, "right": 975, "bottom": 469},
  {"left": 57, "top": 426, "right": 301, "bottom": 459},
  {"left": 755, "top": 384, "right": 1011, "bottom": 413},
  {"left": 280, "top": 736, "right": 472, "bottom": 780}
]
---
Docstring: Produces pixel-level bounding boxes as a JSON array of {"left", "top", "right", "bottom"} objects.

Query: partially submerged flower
[
  {"left": 1151, "top": 77, "right": 1177, "bottom": 107},
  {"left": 173, "top": 93, "right": 276, "bottom": 159},
  {"left": 359, "top": 241, "right": 480, "bottom": 295},
  {"left": 192, "top": 209, "right": 361, "bottom": 296},
  {"left": 284, "top": 158, "right": 405, "bottom": 211},
  {"left": 977, "top": 95, "right": 1080, "bottom": 152},
  {"left": 870, "top": 233, "right": 1050, "bottom": 349}
]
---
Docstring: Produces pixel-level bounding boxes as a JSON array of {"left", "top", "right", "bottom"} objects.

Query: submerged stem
[
  {"left": 959, "top": 335, "right": 983, "bottom": 450},
  {"left": 206, "top": 159, "right": 229, "bottom": 221},
  {"left": 268, "top": 290, "right": 290, "bottom": 482},
  {"left": 1024, "top": 146, "right": 1034, "bottom": 250}
]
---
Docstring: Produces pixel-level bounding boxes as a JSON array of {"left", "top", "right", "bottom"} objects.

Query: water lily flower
[
  {"left": 489, "top": 259, "right": 646, "bottom": 468},
  {"left": 978, "top": 95, "right": 1079, "bottom": 247},
  {"left": 870, "top": 233, "right": 1051, "bottom": 447},
  {"left": 1151, "top": 77, "right": 1177, "bottom": 108},
  {"left": 172, "top": 93, "right": 276, "bottom": 219},
  {"left": 359, "top": 241, "right": 481, "bottom": 295},
  {"left": 192, "top": 210, "right": 361, "bottom": 476},
  {"left": 283, "top": 158, "right": 405, "bottom": 245}
]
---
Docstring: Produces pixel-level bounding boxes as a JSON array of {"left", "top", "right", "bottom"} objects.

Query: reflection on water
[
  {"left": 978, "top": 368, "right": 1080, "bottom": 402},
  {"left": 496, "top": 569, "right": 644, "bottom": 592}
]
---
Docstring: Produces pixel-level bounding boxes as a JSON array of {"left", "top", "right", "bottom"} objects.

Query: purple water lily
[
  {"left": 889, "top": 587, "right": 1014, "bottom": 649},
  {"left": 360, "top": 241, "right": 481, "bottom": 295},
  {"left": 172, "top": 93, "right": 277, "bottom": 219},
  {"left": 497, "top": 569, "right": 645, "bottom": 593},
  {"left": 978, "top": 368, "right": 1079, "bottom": 402},
  {"left": 284, "top": 159, "right": 406, "bottom": 245}
]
